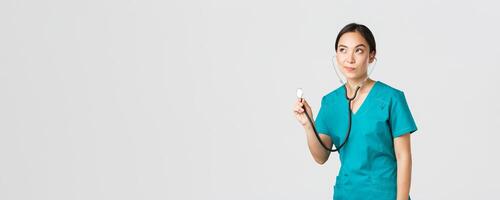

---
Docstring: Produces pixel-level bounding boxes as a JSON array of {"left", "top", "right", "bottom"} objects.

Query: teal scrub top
[{"left": 315, "top": 81, "right": 418, "bottom": 200}]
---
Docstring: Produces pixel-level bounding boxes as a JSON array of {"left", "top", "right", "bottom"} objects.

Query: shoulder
[
  {"left": 374, "top": 81, "right": 408, "bottom": 104},
  {"left": 376, "top": 81, "right": 404, "bottom": 95},
  {"left": 320, "top": 85, "right": 344, "bottom": 105}
]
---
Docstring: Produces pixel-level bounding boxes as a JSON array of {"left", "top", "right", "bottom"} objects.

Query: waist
[{"left": 335, "top": 173, "right": 397, "bottom": 190}]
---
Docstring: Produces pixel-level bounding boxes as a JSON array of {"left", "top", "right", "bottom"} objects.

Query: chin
[{"left": 343, "top": 73, "right": 360, "bottom": 79}]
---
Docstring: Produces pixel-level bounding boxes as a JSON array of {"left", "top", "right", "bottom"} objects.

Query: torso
[{"left": 317, "top": 80, "right": 417, "bottom": 199}]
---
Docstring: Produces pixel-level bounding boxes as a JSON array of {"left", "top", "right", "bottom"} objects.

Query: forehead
[{"left": 338, "top": 31, "right": 368, "bottom": 47}]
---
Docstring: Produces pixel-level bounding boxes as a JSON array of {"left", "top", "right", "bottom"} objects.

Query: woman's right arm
[{"left": 293, "top": 99, "right": 333, "bottom": 165}]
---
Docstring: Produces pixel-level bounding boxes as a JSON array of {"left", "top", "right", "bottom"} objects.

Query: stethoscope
[{"left": 297, "top": 55, "right": 376, "bottom": 152}]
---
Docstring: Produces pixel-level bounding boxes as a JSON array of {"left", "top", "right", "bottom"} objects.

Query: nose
[{"left": 346, "top": 51, "right": 355, "bottom": 64}]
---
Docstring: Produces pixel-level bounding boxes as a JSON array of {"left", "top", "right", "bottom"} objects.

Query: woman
[{"left": 293, "top": 23, "right": 417, "bottom": 200}]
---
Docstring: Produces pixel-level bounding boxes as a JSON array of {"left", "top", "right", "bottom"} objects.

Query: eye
[
  {"left": 355, "top": 48, "right": 364, "bottom": 54},
  {"left": 338, "top": 48, "right": 347, "bottom": 53}
]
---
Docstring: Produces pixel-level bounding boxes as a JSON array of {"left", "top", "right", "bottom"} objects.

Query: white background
[{"left": 1, "top": 0, "right": 499, "bottom": 199}]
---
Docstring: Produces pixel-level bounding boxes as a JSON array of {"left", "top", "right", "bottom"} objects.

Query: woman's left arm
[{"left": 394, "top": 133, "right": 412, "bottom": 200}]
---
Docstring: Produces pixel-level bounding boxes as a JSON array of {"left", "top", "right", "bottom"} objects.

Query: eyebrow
[{"left": 338, "top": 44, "right": 367, "bottom": 48}]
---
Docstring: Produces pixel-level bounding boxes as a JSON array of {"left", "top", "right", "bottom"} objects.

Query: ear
[{"left": 369, "top": 51, "right": 376, "bottom": 63}]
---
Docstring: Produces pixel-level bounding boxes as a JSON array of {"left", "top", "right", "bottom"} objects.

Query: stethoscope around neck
[{"left": 297, "top": 55, "right": 376, "bottom": 152}]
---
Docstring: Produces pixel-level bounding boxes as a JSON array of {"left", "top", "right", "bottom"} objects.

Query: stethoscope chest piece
[{"left": 296, "top": 88, "right": 303, "bottom": 99}]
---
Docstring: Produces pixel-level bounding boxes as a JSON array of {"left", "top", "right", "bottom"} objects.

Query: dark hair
[{"left": 335, "top": 23, "right": 376, "bottom": 54}]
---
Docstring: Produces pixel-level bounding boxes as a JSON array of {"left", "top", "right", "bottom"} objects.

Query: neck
[
  {"left": 347, "top": 75, "right": 370, "bottom": 89},
  {"left": 345, "top": 76, "right": 373, "bottom": 98}
]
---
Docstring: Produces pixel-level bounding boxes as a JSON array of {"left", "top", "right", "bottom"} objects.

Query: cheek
[
  {"left": 336, "top": 54, "right": 347, "bottom": 63},
  {"left": 355, "top": 54, "right": 369, "bottom": 61},
  {"left": 355, "top": 55, "right": 370, "bottom": 67}
]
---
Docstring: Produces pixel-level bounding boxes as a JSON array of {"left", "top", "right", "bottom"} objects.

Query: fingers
[
  {"left": 302, "top": 99, "right": 310, "bottom": 107},
  {"left": 294, "top": 105, "right": 305, "bottom": 113},
  {"left": 293, "top": 99, "right": 306, "bottom": 113}
]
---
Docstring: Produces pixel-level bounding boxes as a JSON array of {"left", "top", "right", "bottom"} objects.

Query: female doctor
[{"left": 293, "top": 23, "right": 417, "bottom": 200}]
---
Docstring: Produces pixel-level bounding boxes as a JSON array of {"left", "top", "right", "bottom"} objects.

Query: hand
[{"left": 293, "top": 98, "right": 313, "bottom": 127}]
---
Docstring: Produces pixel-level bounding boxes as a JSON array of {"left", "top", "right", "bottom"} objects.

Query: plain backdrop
[{"left": 1, "top": 0, "right": 500, "bottom": 199}]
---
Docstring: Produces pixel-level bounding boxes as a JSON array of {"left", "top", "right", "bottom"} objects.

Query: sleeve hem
[
  {"left": 316, "top": 129, "right": 329, "bottom": 136},
  {"left": 392, "top": 127, "right": 417, "bottom": 138}
]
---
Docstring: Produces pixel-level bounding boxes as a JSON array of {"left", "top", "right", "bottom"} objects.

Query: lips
[{"left": 344, "top": 66, "right": 356, "bottom": 72}]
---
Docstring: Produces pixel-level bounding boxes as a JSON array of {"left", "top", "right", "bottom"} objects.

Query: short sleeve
[
  {"left": 390, "top": 91, "right": 418, "bottom": 138},
  {"left": 314, "top": 96, "right": 330, "bottom": 136}
]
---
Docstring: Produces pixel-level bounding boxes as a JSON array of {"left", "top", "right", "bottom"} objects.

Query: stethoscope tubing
[
  {"left": 301, "top": 54, "right": 374, "bottom": 152},
  {"left": 301, "top": 85, "right": 361, "bottom": 152}
]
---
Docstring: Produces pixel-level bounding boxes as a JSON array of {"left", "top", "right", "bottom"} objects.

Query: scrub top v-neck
[{"left": 314, "top": 81, "right": 418, "bottom": 200}]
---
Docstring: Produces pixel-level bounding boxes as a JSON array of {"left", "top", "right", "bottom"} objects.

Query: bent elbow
[{"left": 314, "top": 157, "right": 327, "bottom": 165}]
